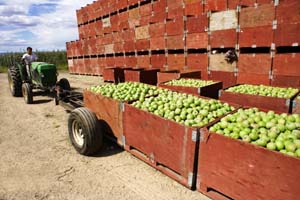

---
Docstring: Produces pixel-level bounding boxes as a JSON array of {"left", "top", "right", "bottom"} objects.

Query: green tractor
[{"left": 7, "top": 62, "right": 71, "bottom": 104}]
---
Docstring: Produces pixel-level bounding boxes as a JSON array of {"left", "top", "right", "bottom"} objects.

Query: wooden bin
[
  {"left": 157, "top": 70, "right": 201, "bottom": 85},
  {"left": 208, "top": 71, "right": 237, "bottom": 89},
  {"left": 123, "top": 103, "right": 200, "bottom": 189},
  {"left": 124, "top": 68, "right": 160, "bottom": 85},
  {"left": 83, "top": 90, "right": 125, "bottom": 146},
  {"left": 159, "top": 79, "right": 223, "bottom": 99},
  {"left": 219, "top": 84, "right": 299, "bottom": 113},
  {"left": 103, "top": 67, "right": 132, "bottom": 83},
  {"left": 197, "top": 126, "right": 300, "bottom": 200}
]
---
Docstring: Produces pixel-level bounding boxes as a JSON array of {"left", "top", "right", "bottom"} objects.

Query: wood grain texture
[{"left": 198, "top": 128, "right": 300, "bottom": 200}]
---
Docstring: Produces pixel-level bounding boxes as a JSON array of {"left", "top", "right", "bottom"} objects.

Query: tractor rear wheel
[
  {"left": 7, "top": 66, "right": 22, "bottom": 97},
  {"left": 59, "top": 78, "right": 71, "bottom": 91},
  {"left": 22, "top": 83, "right": 33, "bottom": 104},
  {"left": 68, "top": 107, "right": 103, "bottom": 156}
]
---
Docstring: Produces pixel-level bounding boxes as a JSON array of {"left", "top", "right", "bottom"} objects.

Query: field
[
  {"left": 0, "top": 51, "right": 68, "bottom": 73},
  {"left": 0, "top": 72, "right": 209, "bottom": 200}
]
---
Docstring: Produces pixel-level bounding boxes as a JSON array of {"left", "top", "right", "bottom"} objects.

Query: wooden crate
[
  {"left": 197, "top": 127, "right": 300, "bottom": 200},
  {"left": 123, "top": 103, "right": 199, "bottom": 189},
  {"left": 135, "top": 39, "right": 150, "bottom": 51},
  {"left": 276, "top": 0, "right": 300, "bottom": 25},
  {"left": 124, "top": 69, "right": 160, "bottom": 85},
  {"left": 208, "top": 71, "right": 237, "bottom": 89},
  {"left": 210, "top": 29, "right": 237, "bottom": 48},
  {"left": 219, "top": 85, "right": 297, "bottom": 113},
  {"left": 274, "top": 23, "right": 300, "bottom": 47},
  {"left": 238, "top": 53, "right": 272, "bottom": 75},
  {"left": 239, "top": 26, "right": 273, "bottom": 48},
  {"left": 149, "top": 22, "right": 165, "bottom": 37},
  {"left": 185, "top": 0, "right": 203, "bottom": 17},
  {"left": 114, "top": 56, "right": 126, "bottom": 68},
  {"left": 239, "top": 4, "right": 275, "bottom": 28},
  {"left": 150, "top": 37, "right": 166, "bottom": 50},
  {"left": 273, "top": 53, "right": 300, "bottom": 76},
  {"left": 83, "top": 89, "right": 125, "bottom": 146},
  {"left": 209, "top": 53, "right": 237, "bottom": 72},
  {"left": 166, "top": 18, "right": 184, "bottom": 36},
  {"left": 150, "top": 11, "right": 167, "bottom": 24},
  {"left": 137, "top": 55, "right": 150, "bottom": 69},
  {"left": 205, "top": 0, "right": 227, "bottom": 12},
  {"left": 167, "top": 54, "right": 185, "bottom": 70},
  {"left": 159, "top": 79, "right": 223, "bottom": 99},
  {"left": 186, "top": 33, "right": 208, "bottom": 49},
  {"left": 237, "top": 73, "right": 271, "bottom": 85},
  {"left": 168, "top": 6, "right": 184, "bottom": 20},
  {"left": 151, "top": 54, "right": 166, "bottom": 69},
  {"left": 271, "top": 75, "right": 300, "bottom": 88},
  {"left": 125, "top": 56, "right": 137, "bottom": 67},
  {"left": 103, "top": 67, "right": 130, "bottom": 83},
  {"left": 140, "top": 3, "right": 152, "bottom": 17},
  {"left": 186, "top": 15, "right": 208, "bottom": 33},
  {"left": 167, "top": 35, "right": 185, "bottom": 49},
  {"left": 135, "top": 25, "right": 150, "bottom": 40},
  {"left": 123, "top": 41, "right": 136, "bottom": 52},
  {"left": 186, "top": 53, "right": 208, "bottom": 71},
  {"left": 209, "top": 10, "right": 238, "bottom": 31},
  {"left": 157, "top": 70, "right": 201, "bottom": 84}
]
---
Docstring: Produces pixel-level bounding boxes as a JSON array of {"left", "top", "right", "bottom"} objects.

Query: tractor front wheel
[
  {"left": 22, "top": 83, "right": 33, "bottom": 104},
  {"left": 68, "top": 107, "right": 103, "bottom": 156},
  {"left": 7, "top": 66, "right": 22, "bottom": 97}
]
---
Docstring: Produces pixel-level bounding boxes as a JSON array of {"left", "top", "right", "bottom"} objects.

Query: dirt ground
[{"left": 0, "top": 72, "right": 210, "bottom": 200}]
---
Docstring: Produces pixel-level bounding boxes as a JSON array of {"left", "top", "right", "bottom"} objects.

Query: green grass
[{"left": 0, "top": 66, "right": 7, "bottom": 73}]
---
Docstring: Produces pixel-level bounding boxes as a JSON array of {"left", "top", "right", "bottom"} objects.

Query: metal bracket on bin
[
  {"left": 292, "top": 101, "right": 297, "bottom": 108},
  {"left": 188, "top": 172, "right": 194, "bottom": 188},
  {"left": 218, "top": 90, "right": 222, "bottom": 98},
  {"left": 286, "top": 99, "right": 291, "bottom": 107},
  {"left": 192, "top": 130, "right": 199, "bottom": 142},
  {"left": 197, "top": 88, "right": 201, "bottom": 95},
  {"left": 120, "top": 102, "right": 125, "bottom": 112},
  {"left": 121, "top": 135, "right": 126, "bottom": 147}
]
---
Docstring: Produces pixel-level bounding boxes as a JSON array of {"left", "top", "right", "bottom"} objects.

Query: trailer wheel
[
  {"left": 68, "top": 107, "right": 103, "bottom": 156},
  {"left": 22, "top": 83, "right": 33, "bottom": 104}
]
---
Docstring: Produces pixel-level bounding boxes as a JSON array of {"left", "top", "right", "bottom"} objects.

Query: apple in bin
[
  {"left": 209, "top": 107, "right": 300, "bottom": 158},
  {"left": 165, "top": 79, "right": 216, "bottom": 88},
  {"left": 225, "top": 84, "right": 299, "bottom": 99},
  {"left": 131, "top": 90, "right": 235, "bottom": 127}
]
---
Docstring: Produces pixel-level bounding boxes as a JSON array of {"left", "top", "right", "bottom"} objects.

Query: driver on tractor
[{"left": 21, "top": 47, "right": 38, "bottom": 80}]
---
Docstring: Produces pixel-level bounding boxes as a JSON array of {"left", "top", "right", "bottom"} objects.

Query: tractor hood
[
  {"left": 31, "top": 62, "right": 56, "bottom": 73},
  {"left": 31, "top": 62, "right": 57, "bottom": 87}
]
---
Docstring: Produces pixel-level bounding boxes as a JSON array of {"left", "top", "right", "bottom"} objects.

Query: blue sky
[{"left": 0, "top": 0, "right": 93, "bottom": 52}]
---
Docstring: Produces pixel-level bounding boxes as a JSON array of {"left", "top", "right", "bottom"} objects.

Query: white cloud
[{"left": 0, "top": 0, "right": 93, "bottom": 52}]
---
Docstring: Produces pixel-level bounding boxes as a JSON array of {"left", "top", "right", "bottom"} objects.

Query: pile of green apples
[
  {"left": 165, "top": 79, "right": 216, "bottom": 88},
  {"left": 209, "top": 108, "right": 300, "bottom": 157},
  {"left": 131, "top": 90, "right": 235, "bottom": 127},
  {"left": 225, "top": 84, "right": 299, "bottom": 99},
  {"left": 90, "top": 82, "right": 159, "bottom": 101}
]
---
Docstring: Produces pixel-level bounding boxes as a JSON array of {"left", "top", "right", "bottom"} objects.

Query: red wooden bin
[
  {"left": 219, "top": 84, "right": 299, "bottom": 113},
  {"left": 159, "top": 79, "right": 223, "bottom": 99},
  {"left": 197, "top": 125, "right": 300, "bottom": 200},
  {"left": 123, "top": 103, "right": 200, "bottom": 189},
  {"left": 157, "top": 70, "right": 201, "bottom": 85},
  {"left": 103, "top": 67, "right": 132, "bottom": 83},
  {"left": 124, "top": 68, "right": 160, "bottom": 85},
  {"left": 83, "top": 90, "right": 125, "bottom": 146}
]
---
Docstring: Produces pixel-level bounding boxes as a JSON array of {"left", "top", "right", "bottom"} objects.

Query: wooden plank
[
  {"left": 276, "top": 0, "right": 300, "bottom": 24},
  {"left": 166, "top": 18, "right": 184, "bottom": 36},
  {"left": 135, "top": 25, "right": 150, "bottom": 40},
  {"left": 271, "top": 75, "right": 300, "bottom": 88},
  {"left": 186, "top": 53, "right": 208, "bottom": 71},
  {"left": 185, "top": 1, "right": 203, "bottom": 17},
  {"left": 137, "top": 55, "right": 150, "bottom": 69},
  {"left": 167, "top": 35, "right": 185, "bottom": 50},
  {"left": 274, "top": 23, "right": 300, "bottom": 47},
  {"left": 273, "top": 53, "right": 300, "bottom": 76},
  {"left": 205, "top": 0, "right": 227, "bottom": 12},
  {"left": 208, "top": 71, "right": 237, "bottom": 89},
  {"left": 186, "top": 33, "right": 208, "bottom": 49},
  {"left": 125, "top": 56, "right": 137, "bottom": 67},
  {"left": 102, "top": 67, "right": 127, "bottom": 83},
  {"left": 209, "top": 53, "right": 237, "bottom": 72},
  {"left": 135, "top": 39, "right": 150, "bottom": 51},
  {"left": 151, "top": 54, "right": 166, "bottom": 69},
  {"left": 150, "top": 37, "right": 166, "bottom": 50},
  {"left": 219, "top": 88, "right": 293, "bottom": 113},
  {"left": 167, "top": 54, "right": 185, "bottom": 70},
  {"left": 186, "top": 15, "right": 208, "bottom": 33},
  {"left": 149, "top": 22, "right": 165, "bottom": 37},
  {"left": 198, "top": 128, "right": 300, "bottom": 200},
  {"left": 240, "top": 4, "right": 275, "bottom": 28},
  {"left": 125, "top": 69, "right": 160, "bottom": 85},
  {"left": 123, "top": 104, "right": 198, "bottom": 189},
  {"left": 238, "top": 53, "right": 272, "bottom": 75},
  {"left": 209, "top": 10, "right": 238, "bottom": 31},
  {"left": 210, "top": 29, "right": 237, "bottom": 48},
  {"left": 237, "top": 73, "right": 271, "bottom": 85},
  {"left": 239, "top": 26, "right": 273, "bottom": 48}
]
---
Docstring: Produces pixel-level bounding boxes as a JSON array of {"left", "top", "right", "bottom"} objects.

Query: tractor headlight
[{"left": 41, "top": 73, "right": 45, "bottom": 78}]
